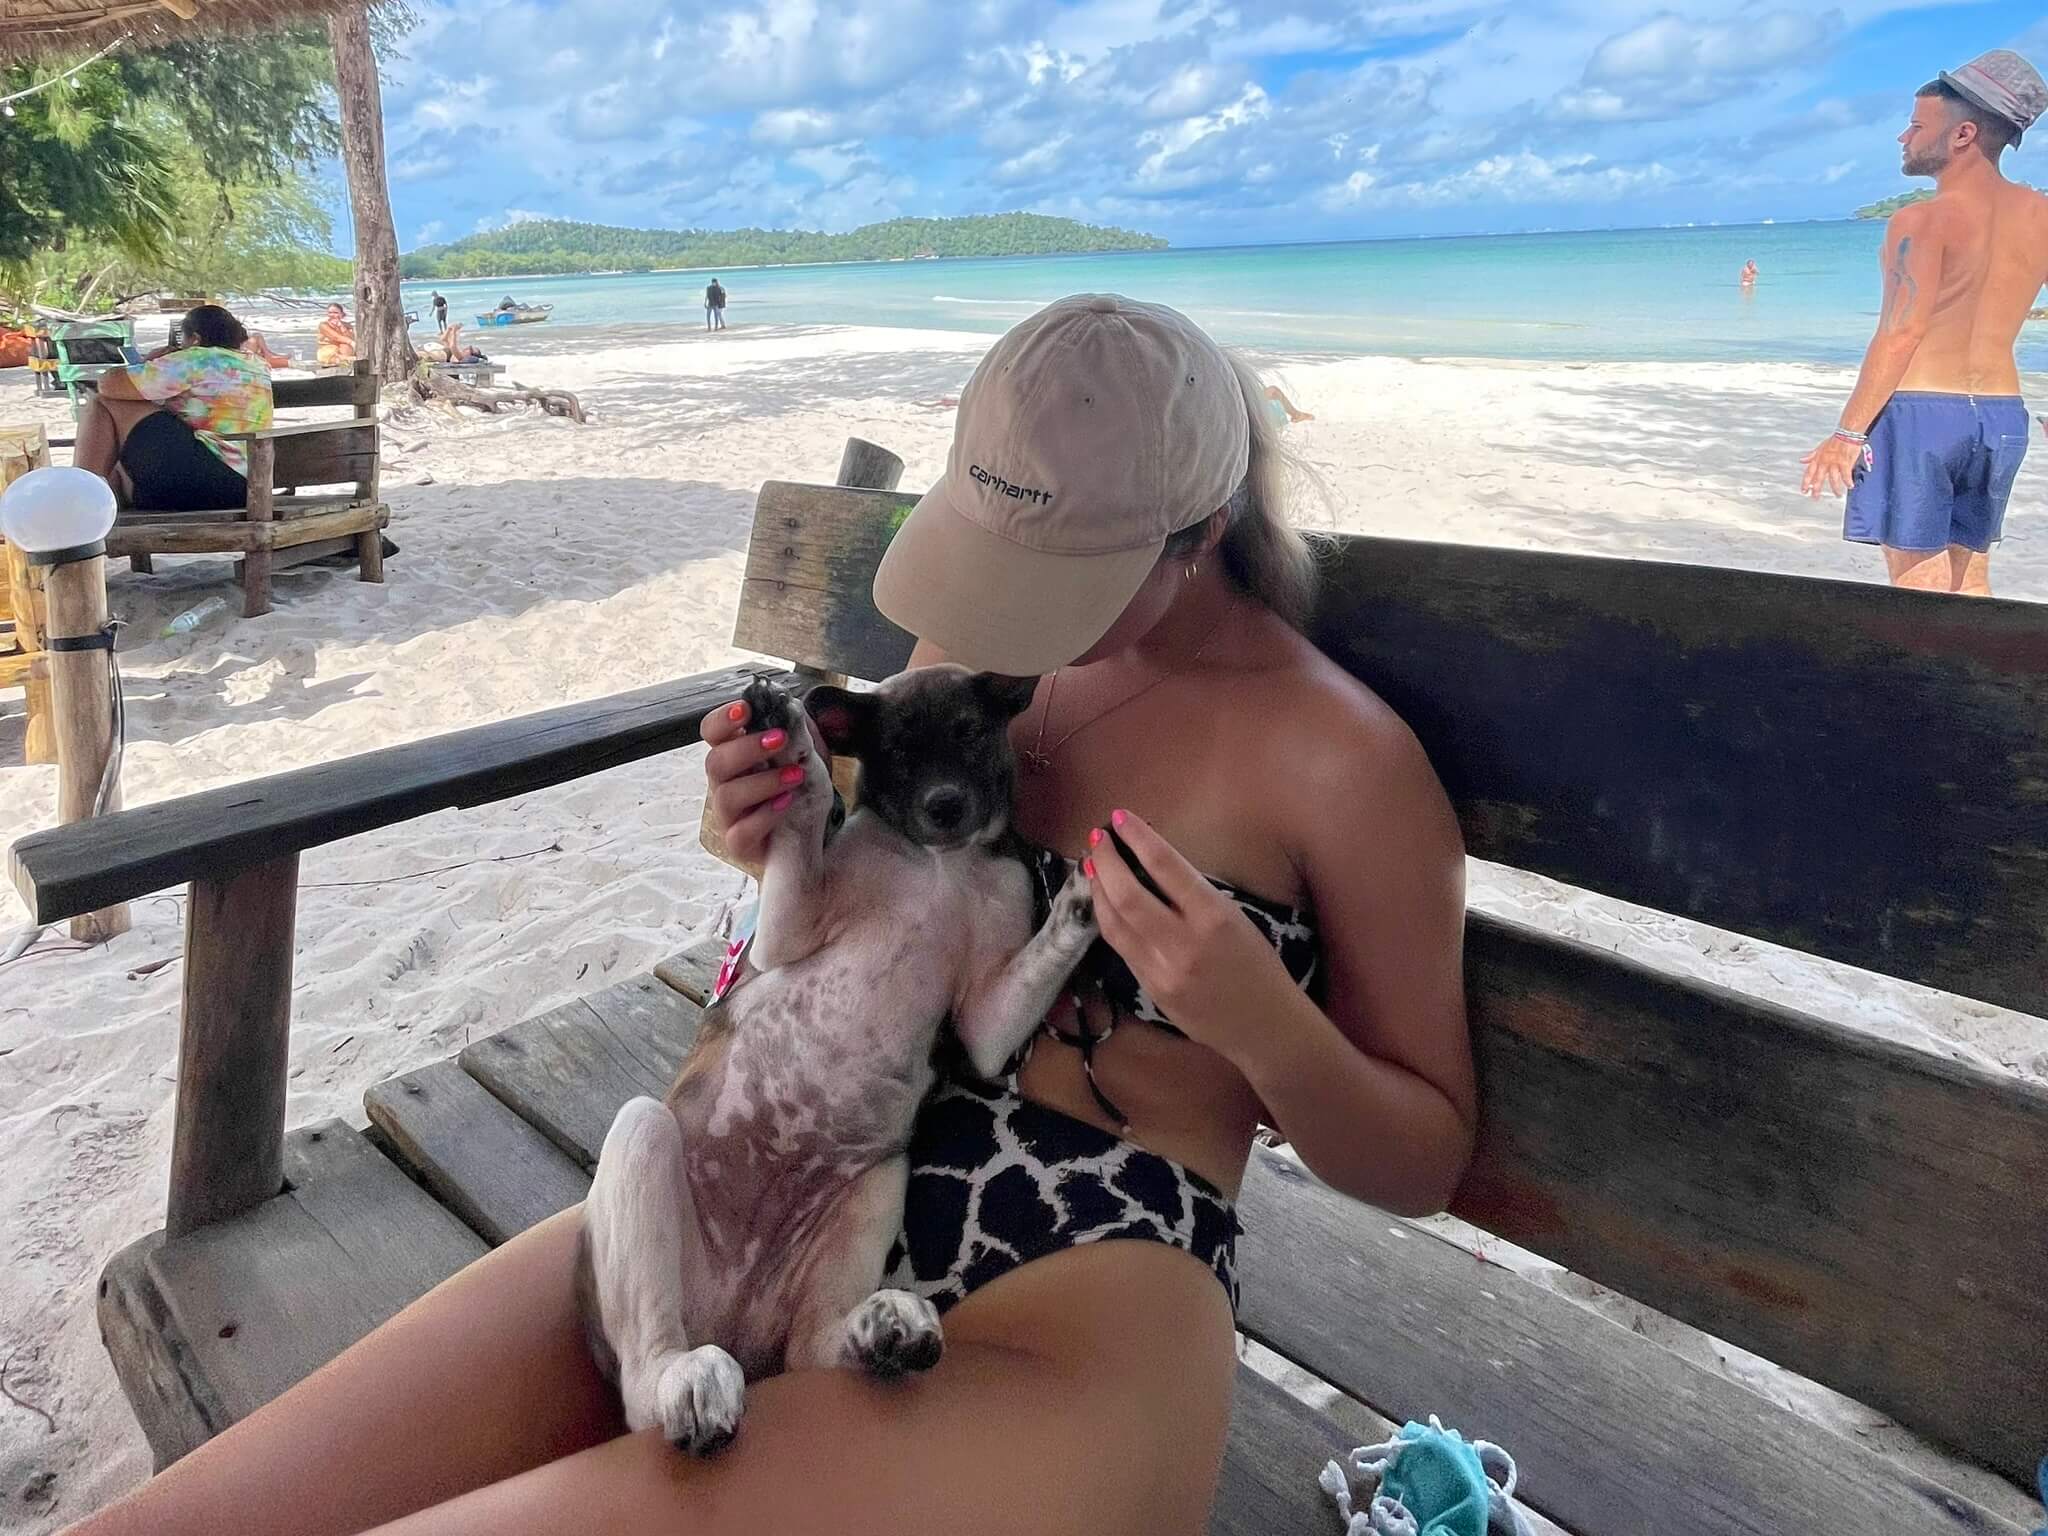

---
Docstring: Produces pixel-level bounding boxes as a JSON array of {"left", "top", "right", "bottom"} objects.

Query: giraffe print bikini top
[{"left": 1021, "top": 848, "right": 1321, "bottom": 1130}]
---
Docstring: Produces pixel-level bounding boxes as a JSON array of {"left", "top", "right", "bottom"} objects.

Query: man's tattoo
[{"left": 1881, "top": 236, "right": 1920, "bottom": 332}]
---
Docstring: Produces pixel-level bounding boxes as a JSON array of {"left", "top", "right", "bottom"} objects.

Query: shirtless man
[{"left": 1800, "top": 49, "right": 2048, "bottom": 596}]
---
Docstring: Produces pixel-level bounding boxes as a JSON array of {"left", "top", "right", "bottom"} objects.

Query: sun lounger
[{"left": 9, "top": 438, "right": 2046, "bottom": 1533}]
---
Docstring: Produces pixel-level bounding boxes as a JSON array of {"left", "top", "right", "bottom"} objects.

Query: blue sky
[{"left": 358, "top": 0, "right": 2048, "bottom": 251}]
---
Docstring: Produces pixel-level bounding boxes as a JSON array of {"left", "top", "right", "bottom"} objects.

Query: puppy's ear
[
  {"left": 973, "top": 673, "right": 1041, "bottom": 720},
  {"left": 804, "top": 685, "right": 876, "bottom": 755}
]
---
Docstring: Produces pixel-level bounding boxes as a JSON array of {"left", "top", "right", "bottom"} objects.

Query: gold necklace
[{"left": 1022, "top": 630, "right": 1215, "bottom": 773}]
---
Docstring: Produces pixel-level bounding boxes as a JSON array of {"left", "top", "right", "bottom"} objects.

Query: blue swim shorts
[{"left": 1845, "top": 391, "right": 2030, "bottom": 553}]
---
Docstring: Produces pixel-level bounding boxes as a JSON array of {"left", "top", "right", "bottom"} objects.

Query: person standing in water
[
  {"left": 1800, "top": 49, "right": 2048, "bottom": 596},
  {"left": 1739, "top": 260, "right": 1758, "bottom": 288}
]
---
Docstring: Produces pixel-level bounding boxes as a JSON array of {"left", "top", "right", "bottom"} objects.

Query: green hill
[
  {"left": 400, "top": 214, "right": 1166, "bottom": 279},
  {"left": 1853, "top": 190, "right": 1933, "bottom": 219}
]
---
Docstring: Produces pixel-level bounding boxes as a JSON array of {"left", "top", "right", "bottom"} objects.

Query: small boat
[{"left": 475, "top": 304, "right": 553, "bottom": 327}]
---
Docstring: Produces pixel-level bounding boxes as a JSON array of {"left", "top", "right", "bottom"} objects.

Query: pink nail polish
[
  {"left": 772, "top": 789, "right": 796, "bottom": 811},
  {"left": 760, "top": 728, "right": 788, "bottom": 752},
  {"left": 1111, "top": 809, "right": 1128, "bottom": 828},
  {"left": 726, "top": 702, "right": 746, "bottom": 722},
  {"left": 779, "top": 764, "right": 804, "bottom": 786},
  {"left": 1087, "top": 828, "right": 1103, "bottom": 849},
  {"left": 1082, "top": 858, "right": 1096, "bottom": 879}
]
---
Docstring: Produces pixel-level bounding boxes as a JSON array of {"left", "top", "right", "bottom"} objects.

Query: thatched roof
[{"left": 0, "top": 0, "right": 365, "bottom": 61}]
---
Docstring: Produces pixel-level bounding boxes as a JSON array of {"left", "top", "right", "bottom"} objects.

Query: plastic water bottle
[{"left": 161, "top": 595, "right": 228, "bottom": 638}]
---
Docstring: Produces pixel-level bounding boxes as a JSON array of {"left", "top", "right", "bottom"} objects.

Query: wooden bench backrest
[
  {"left": 733, "top": 479, "right": 2048, "bottom": 1483},
  {"left": 270, "top": 363, "right": 380, "bottom": 499}
]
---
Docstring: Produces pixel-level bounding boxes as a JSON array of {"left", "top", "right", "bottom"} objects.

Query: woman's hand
[
  {"left": 699, "top": 694, "right": 826, "bottom": 872},
  {"left": 1082, "top": 809, "right": 1298, "bottom": 1066}
]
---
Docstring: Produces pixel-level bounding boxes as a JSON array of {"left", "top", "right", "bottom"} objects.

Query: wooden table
[{"left": 0, "top": 424, "right": 55, "bottom": 763}]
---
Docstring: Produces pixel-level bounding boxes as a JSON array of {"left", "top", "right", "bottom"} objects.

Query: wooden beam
[
  {"left": 1236, "top": 1149, "right": 2024, "bottom": 1536},
  {"left": 9, "top": 664, "right": 778, "bottom": 923},
  {"left": 1452, "top": 912, "right": 2048, "bottom": 1483},
  {"left": 42, "top": 552, "right": 128, "bottom": 941},
  {"left": 167, "top": 856, "right": 297, "bottom": 1236}
]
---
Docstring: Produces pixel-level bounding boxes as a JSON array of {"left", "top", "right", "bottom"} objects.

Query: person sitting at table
[
  {"left": 316, "top": 303, "right": 356, "bottom": 368},
  {"left": 74, "top": 304, "right": 273, "bottom": 512}
]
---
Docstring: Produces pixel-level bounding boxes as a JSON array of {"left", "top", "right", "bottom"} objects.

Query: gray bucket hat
[{"left": 1936, "top": 49, "right": 2046, "bottom": 144}]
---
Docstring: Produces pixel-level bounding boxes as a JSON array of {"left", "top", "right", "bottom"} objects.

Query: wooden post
[
  {"left": 43, "top": 552, "right": 129, "bottom": 943},
  {"left": 835, "top": 438, "right": 904, "bottom": 494},
  {"left": 1, "top": 425, "right": 56, "bottom": 764},
  {"left": 240, "top": 438, "right": 275, "bottom": 618},
  {"left": 167, "top": 856, "right": 299, "bottom": 1237},
  {"left": 699, "top": 437, "right": 899, "bottom": 868},
  {"left": 329, "top": 9, "right": 416, "bottom": 386}
]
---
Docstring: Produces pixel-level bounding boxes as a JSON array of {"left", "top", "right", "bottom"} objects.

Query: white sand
[{"left": 1, "top": 318, "right": 2044, "bottom": 1530}]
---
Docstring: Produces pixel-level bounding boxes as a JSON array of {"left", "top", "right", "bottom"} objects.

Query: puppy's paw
[
  {"left": 1049, "top": 864, "right": 1099, "bottom": 947},
  {"left": 653, "top": 1345, "right": 746, "bottom": 1455},
  {"left": 741, "top": 676, "right": 801, "bottom": 740},
  {"left": 844, "top": 1289, "right": 943, "bottom": 1378}
]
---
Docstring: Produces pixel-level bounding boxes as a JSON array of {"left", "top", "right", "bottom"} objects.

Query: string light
[{"left": 0, "top": 36, "right": 128, "bottom": 115}]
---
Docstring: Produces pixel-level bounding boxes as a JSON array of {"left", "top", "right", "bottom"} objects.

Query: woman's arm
[{"left": 1086, "top": 697, "right": 1475, "bottom": 1215}]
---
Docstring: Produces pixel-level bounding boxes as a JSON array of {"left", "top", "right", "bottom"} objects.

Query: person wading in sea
[{"left": 1800, "top": 48, "right": 2048, "bottom": 596}]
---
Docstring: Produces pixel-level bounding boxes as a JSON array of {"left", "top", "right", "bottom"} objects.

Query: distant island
[
  {"left": 1852, "top": 190, "right": 1932, "bottom": 219},
  {"left": 400, "top": 214, "right": 1167, "bottom": 279}
]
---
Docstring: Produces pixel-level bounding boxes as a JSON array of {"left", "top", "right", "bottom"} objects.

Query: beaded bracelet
[{"left": 1832, "top": 427, "right": 1870, "bottom": 444}]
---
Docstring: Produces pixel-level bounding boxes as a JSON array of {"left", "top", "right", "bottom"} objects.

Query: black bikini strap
[{"left": 1042, "top": 983, "right": 1130, "bottom": 1134}]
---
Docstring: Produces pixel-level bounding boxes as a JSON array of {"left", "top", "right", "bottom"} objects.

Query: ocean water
[{"left": 406, "top": 221, "right": 2048, "bottom": 370}]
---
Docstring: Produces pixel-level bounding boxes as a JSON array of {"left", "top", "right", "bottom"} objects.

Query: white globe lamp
[{"left": 0, "top": 466, "right": 118, "bottom": 565}]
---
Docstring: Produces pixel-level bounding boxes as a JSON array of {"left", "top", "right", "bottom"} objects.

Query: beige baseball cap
[{"left": 873, "top": 293, "right": 1249, "bottom": 675}]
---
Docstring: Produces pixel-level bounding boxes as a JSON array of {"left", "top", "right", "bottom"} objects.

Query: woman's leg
[
  {"left": 65, "top": 1209, "right": 1236, "bottom": 1536},
  {"left": 66, "top": 1210, "right": 623, "bottom": 1536},
  {"left": 366, "top": 1240, "right": 1236, "bottom": 1536},
  {"left": 73, "top": 396, "right": 161, "bottom": 480}
]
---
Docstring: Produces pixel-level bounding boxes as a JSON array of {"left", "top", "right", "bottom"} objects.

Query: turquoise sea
[{"left": 405, "top": 221, "right": 2048, "bottom": 371}]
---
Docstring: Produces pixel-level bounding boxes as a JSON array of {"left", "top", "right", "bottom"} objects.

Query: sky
[{"left": 361, "top": 0, "right": 2048, "bottom": 251}]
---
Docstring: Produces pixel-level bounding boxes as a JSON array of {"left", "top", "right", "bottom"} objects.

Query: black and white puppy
[{"left": 579, "top": 667, "right": 1098, "bottom": 1453}]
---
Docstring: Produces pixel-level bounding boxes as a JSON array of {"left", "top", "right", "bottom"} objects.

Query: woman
[
  {"left": 75, "top": 304, "right": 273, "bottom": 514},
  {"left": 65, "top": 296, "right": 1471, "bottom": 1536},
  {"left": 317, "top": 303, "right": 356, "bottom": 368}
]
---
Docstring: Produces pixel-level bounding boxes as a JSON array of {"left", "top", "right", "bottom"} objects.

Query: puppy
[{"left": 579, "top": 667, "right": 1099, "bottom": 1453}]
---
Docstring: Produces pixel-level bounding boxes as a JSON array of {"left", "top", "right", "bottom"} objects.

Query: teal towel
[
  {"left": 1318, "top": 1415, "right": 1532, "bottom": 1536},
  {"left": 1379, "top": 1420, "right": 1491, "bottom": 1536}
]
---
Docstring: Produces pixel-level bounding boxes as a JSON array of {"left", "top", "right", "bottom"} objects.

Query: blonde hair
[{"left": 1164, "top": 352, "right": 1323, "bottom": 630}]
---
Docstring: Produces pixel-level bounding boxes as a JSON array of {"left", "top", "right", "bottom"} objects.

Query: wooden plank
[
  {"left": 269, "top": 535, "right": 355, "bottom": 572},
  {"left": 1210, "top": 1365, "right": 1358, "bottom": 1536},
  {"left": 147, "top": 1120, "right": 486, "bottom": 1426},
  {"left": 9, "top": 663, "right": 780, "bottom": 923},
  {"left": 267, "top": 503, "right": 386, "bottom": 548},
  {"left": 462, "top": 976, "right": 703, "bottom": 1168},
  {"left": 43, "top": 553, "right": 129, "bottom": 942},
  {"left": 168, "top": 857, "right": 296, "bottom": 1237},
  {"left": 108, "top": 504, "right": 381, "bottom": 557},
  {"left": 1451, "top": 912, "right": 2048, "bottom": 1483},
  {"left": 271, "top": 373, "right": 370, "bottom": 412},
  {"left": 97, "top": 1233, "right": 226, "bottom": 1470},
  {"left": 1309, "top": 536, "right": 2048, "bottom": 1019},
  {"left": 731, "top": 481, "right": 918, "bottom": 680},
  {"left": 653, "top": 933, "right": 724, "bottom": 1006},
  {"left": 366, "top": 1058, "right": 590, "bottom": 1244},
  {"left": 1235, "top": 1147, "right": 2025, "bottom": 1536}
]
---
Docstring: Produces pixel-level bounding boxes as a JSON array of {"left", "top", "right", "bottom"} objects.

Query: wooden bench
[
  {"left": 1, "top": 424, "right": 56, "bottom": 763},
  {"left": 9, "top": 448, "right": 2047, "bottom": 1534},
  {"left": 110, "top": 361, "right": 390, "bottom": 617},
  {"left": 427, "top": 359, "right": 506, "bottom": 388}
]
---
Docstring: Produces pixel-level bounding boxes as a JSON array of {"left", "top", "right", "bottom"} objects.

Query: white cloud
[
  {"left": 414, "top": 220, "right": 447, "bottom": 244},
  {"left": 994, "top": 133, "right": 1073, "bottom": 185},
  {"left": 1822, "top": 159, "right": 1856, "bottom": 183}
]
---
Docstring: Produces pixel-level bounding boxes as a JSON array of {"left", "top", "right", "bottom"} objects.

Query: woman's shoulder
[{"left": 1231, "top": 615, "right": 1446, "bottom": 812}]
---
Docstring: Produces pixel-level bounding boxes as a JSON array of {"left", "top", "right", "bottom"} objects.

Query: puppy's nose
[{"left": 920, "top": 785, "right": 967, "bottom": 830}]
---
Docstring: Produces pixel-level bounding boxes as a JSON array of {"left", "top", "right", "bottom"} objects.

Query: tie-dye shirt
[{"left": 131, "top": 347, "right": 273, "bottom": 477}]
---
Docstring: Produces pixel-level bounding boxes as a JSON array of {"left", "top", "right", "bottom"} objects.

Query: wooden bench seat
[
  {"left": 11, "top": 443, "right": 2047, "bottom": 1532},
  {"left": 111, "top": 362, "right": 391, "bottom": 617}
]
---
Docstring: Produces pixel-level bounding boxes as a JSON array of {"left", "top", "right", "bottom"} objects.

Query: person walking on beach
[
  {"left": 706, "top": 277, "right": 727, "bottom": 331},
  {"left": 431, "top": 290, "right": 448, "bottom": 330},
  {"left": 1800, "top": 49, "right": 2048, "bottom": 596}
]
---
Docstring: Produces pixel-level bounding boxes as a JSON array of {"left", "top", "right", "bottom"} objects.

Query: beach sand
[{"left": 1, "top": 317, "right": 2043, "bottom": 1529}]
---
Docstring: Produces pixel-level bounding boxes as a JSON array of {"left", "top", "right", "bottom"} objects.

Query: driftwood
[{"left": 409, "top": 370, "right": 586, "bottom": 424}]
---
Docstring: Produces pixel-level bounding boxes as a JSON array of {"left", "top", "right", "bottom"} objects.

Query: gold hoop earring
[{"left": 1185, "top": 563, "right": 1199, "bottom": 581}]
